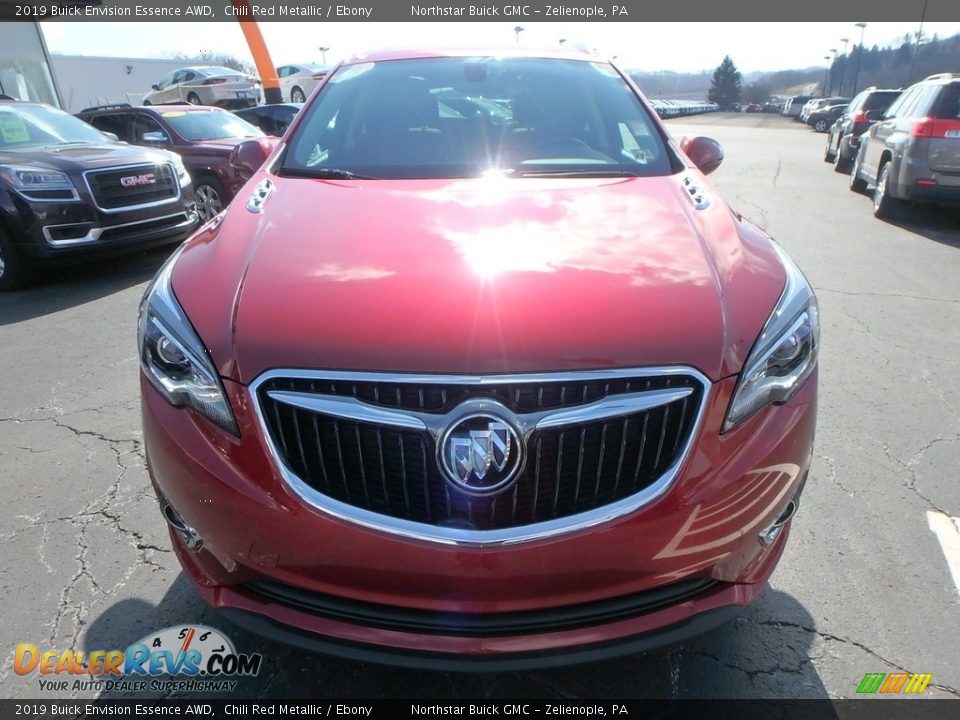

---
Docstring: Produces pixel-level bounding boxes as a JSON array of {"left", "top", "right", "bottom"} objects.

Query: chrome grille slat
[{"left": 255, "top": 368, "right": 708, "bottom": 538}]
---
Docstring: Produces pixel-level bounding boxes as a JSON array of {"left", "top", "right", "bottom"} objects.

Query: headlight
[
  {"left": 170, "top": 154, "right": 191, "bottom": 187},
  {"left": 138, "top": 247, "right": 237, "bottom": 434},
  {"left": 724, "top": 244, "right": 819, "bottom": 430},
  {"left": 0, "top": 165, "right": 77, "bottom": 195}
]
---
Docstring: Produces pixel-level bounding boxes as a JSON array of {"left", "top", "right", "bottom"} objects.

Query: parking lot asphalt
[{"left": 1, "top": 112, "right": 958, "bottom": 700}]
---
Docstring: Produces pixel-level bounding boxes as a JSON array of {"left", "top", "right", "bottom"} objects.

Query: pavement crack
[
  {"left": 748, "top": 619, "right": 960, "bottom": 698},
  {"left": 815, "top": 287, "right": 960, "bottom": 305}
]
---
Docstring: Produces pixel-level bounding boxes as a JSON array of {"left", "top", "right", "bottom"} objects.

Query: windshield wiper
[
  {"left": 514, "top": 169, "right": 642, "bottom": 178},
  {"left": 282, "top": 168, "right": 379, "bottom": 180}
]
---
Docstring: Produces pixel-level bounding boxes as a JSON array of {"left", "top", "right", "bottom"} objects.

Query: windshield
[
  {"left": 161, "top": 110, "right": 263, "bottom": 141},
  {"left": 282, "top": 57, "right": 673, "bottom": 179},
  {"left": 0, "top": 103, "right": 110, "bottom": 150}
]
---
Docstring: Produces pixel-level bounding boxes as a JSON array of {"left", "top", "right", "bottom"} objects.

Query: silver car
[
  {"left": 850, "top": 73, "right": 960, "bottom": 218},
  {"left": 144, "top": 66, "right": 260, "bottom": 109},
  {"left": 277, "top": 63, "right": 330, "bottom": 103}
]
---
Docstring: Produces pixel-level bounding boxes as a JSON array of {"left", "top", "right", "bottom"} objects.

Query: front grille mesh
[
  {"left": 258, "top": 373, "right": 704, "bottom": 532},
  {"left": 86, "top": 163, "right": 178, "bottom": 210}
]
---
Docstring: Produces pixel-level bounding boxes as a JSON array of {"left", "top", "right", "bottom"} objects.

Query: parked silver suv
[{"left": 849, "top": 73, "right": 960, "bottom": 218}]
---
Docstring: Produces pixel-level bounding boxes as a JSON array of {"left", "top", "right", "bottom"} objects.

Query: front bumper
[
  {"left": 142, "top": 371, "right": 816, "bottom": 666},
  {"left": 5, "top": 189, "right": 198, "bottom": 264}
]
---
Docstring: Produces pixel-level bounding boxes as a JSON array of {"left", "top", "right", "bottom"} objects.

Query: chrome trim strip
[
  {"left": 42, "top": 211, "right": 198, "bottom": 248},
  {"left": 249, "top": 366, "right": 711, "bottom": 547},
  {"left": 535, "top": 387, "right": 693, "bottom": 430},
  {"left": 268, "top": 385, "right": 693, "bottom": 437},
  {"left": 82, "top": 162, "right": 181, "bottom": 215},
  {"left": 266, "top": 390, "right": 427, "bottom": 431}
]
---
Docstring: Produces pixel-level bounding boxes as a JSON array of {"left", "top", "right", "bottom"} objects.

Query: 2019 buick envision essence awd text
[{"left": 139, "top": 48, "right": 819, "bottom": 669}]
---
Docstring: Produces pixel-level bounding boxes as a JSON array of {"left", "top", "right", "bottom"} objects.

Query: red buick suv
[{"left": 140, "top": 48, "right": 818, "bottom": 669}]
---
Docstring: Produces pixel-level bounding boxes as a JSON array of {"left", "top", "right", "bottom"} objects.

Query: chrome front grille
[
  {"left": 253, "top": 369, "right": 709, "bottom": 544},
  {"left": 84, "top": 163, "right": 179, "bottom": 212}
]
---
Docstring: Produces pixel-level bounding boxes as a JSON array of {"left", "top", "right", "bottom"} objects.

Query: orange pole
[{"left": 231, "top": 1, "right": 281, "bottom": 104}]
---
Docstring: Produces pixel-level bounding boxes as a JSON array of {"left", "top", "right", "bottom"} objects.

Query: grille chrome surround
[{"left": 250, "top": 367, "right": 711, "bottom": 546}]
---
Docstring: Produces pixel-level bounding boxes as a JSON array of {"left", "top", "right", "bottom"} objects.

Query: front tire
[
  {"left": 849, "top": 150, "right": 868, "bottom": 193},
  {"left": 833, "top": 141, "right": 851, "bottom": 173},
  {"left": 143, "top": 99, "right": 152, "bottom": 106},
  {"left": 872, "top": 163, "right": 903, "bottom": 220},
  {"left": 291, "top": 86, "right": 306, "bottom": 103},
  {"left": 194, "top": 177, "right": 225, "bottom": 222},
  {"left": 0, "top": 229, "right": 33, "bottom": 291}
]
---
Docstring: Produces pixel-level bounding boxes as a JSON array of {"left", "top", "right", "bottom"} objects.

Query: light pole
[
  {"left": 837, "top": 38, "right": 849, "bottom": 96},
  {"left": 823, "top": 56, "right": 831, "bottom": 95},
  {"left": 908, "top": 0, "right": 929, "bottom": 84},
  {"left": 828, "top": 49, "right": 837, "bottom": 94},
  {"left": 318, "top": 46, "right": 329, "bottom": 64},
  {"left": 514, "top": 26, "right": 524, "bottom": 43},
  {"left": 851, "top": 22, "right": 868, "bottom": 96}
]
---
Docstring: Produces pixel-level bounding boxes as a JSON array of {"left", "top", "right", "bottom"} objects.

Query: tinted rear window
[
  {"left": 930, "top": 86, "right": 960, "bottom": 120},
  {"left": 863, "top": 91, "right": 901, "bottom": 111}
]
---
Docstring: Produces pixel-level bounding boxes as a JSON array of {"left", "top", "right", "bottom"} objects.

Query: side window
[
  {"left": 156, "top": 72, "right": 174, "bottom": 90},
  {"left": 182, "top": 71, "right": 197, "bottom": 84},
  {"left": 848, "top": 92, "right": 865, "bottom": 113},
  {"left": 899, "top": 88, "right": 925, "bottom": 118},
  {"left": 130, "top": 114, "right": 165, "bottom": 142},
  {"left": 910, "top": 86, "right": 943, "bottom": 119},
  {"left": 90, "top": 114, "right": 130, "bottom": 141},
  {"left": 171, "top": 70, "right": 186, "bottom": 85},
  {"left": 277, "top": 66, "right": 290, "bottom": 78},
  {"left": 882, "top": 90, "right": 907, "bottom": 118}
]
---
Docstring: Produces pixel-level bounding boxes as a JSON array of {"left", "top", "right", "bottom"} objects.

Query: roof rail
[
  {"left": 79, "top": 103, "right": 132, "bottom": 113},
  {"left": 923, "top": 73, "right": 959, "bottom": 82}
]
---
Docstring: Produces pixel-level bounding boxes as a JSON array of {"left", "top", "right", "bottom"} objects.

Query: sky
[{"left": 41, "top": 21, "right": 960, "bottom": 74}]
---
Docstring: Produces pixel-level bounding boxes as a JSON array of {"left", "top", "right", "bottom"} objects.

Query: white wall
[{"left": 50, "top": 55, "right": 203, "bottom": 112}]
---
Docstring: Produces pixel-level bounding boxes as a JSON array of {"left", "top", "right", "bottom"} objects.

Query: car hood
[
  {"left": 0, "top": 143, "right": 175, "bottom": 173},
  {"left": 173, "top": 173, "right": 785, "bottom": 384}
]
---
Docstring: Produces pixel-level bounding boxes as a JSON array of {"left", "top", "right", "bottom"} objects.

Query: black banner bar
[
  {"left": 3, "top": 700, "right": 960, "bottom": 720},
  {"left": 3, "top": 0, "right": 960, "bottom": 22}
]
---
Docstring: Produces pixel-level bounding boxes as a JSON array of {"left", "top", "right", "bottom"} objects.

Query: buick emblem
[
  {"left": 439, "top": 414, "right": 523, "bottom": 496},
  {"left": 120, "top": 173, "right": 156, "bottom": 187}
]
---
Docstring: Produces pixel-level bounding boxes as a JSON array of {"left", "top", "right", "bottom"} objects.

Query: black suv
[
  {"left": 0, "top": 100, "right": 198, "bottom": 289},
  {"left": 824, "top": 87, "right": 901, "bottom": 172}
]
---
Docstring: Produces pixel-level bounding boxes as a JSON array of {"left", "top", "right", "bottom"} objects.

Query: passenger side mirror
[
  {"left": 229, "top": 137, "right": 280, "bottom": 180},
  {"left": 141, "top": 131, "right": 169, "bottom": 145},
  {"left": 679, "top": 135, "right": 724, "bottom": 175},
  {"left": 865, "top": 109, "right": 884, "bottom": 122},
  {"left": 101, "top": 131, "right": 120, "bottom": 142}
]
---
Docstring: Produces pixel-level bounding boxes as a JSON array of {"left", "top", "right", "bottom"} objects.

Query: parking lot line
[{"left": 927, "top": 511, "right": 960, "bottom": 596}]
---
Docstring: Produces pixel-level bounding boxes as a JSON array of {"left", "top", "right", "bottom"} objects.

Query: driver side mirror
[
  {"left": 151, "top": 84, "right": 160, "bottom": 91},
  {"left": 679, "top": 135, "right": 724, "bottom": 175},
  {"left": 229, "top": 137, "right": 280, "bottom": 180},
  {"left": 141, "top": 131, "right": 169, "bottom": 145}
]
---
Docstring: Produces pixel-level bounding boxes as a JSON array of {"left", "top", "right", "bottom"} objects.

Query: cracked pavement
[{"left": 1, "top": 113, "right": 959, "bottom": 700}]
